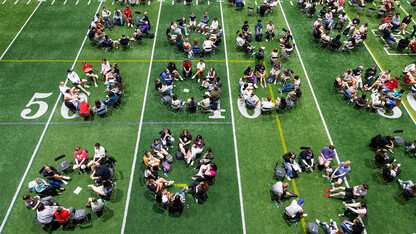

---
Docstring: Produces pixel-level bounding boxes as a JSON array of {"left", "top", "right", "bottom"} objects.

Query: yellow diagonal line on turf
[
  {"left": 174, "top": 184, "right": 187, "bottom": 187},
  {"left": 0, "top": 59, "right": 252, "bottom": 63},
  {"left": 343, "top": 10, "right": 416, "bottom": 124},
  {"left": 263, "top": 61, "right": 307, "bottom": 233}
]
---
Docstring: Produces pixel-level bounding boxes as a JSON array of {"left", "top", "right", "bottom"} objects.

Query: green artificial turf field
[{"left": 0, "top": 0, "right": 416, "bottom": 233}]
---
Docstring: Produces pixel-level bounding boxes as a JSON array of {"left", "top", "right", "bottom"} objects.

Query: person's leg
[
  {"left": 284, "top": 163, "right": 293, "bottom": 177},
  {"left": 281, "top": 83, "right": 295, "bottom": 92},
  {"left": 190, "top": 148, "right": 203, "bottom": 164},
  {"left": 179, "top": 143, "right": 186, "bottom": 155},
  {"left": 331, "top": 186, "right": 345, "bottom": 192},
  {"left": 40, "top": 196, "right": 56, "bottom": 205}
]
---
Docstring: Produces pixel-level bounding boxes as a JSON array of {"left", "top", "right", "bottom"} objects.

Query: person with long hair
[
  {"left": 186, "top": 181, "right": 209, "bottom": 201},
  {"left": 283, "top": 152, "right": 300, "bottom": 181},
  {"left": 170, "top": 188, "right": 186, "bottom": 211},
  {"left": 88, "top": 180, "right": 113, "bottom": 196},
  {"left": 143, "top": 150, "right": 161, "bottom": 167},
  {"left": 179, "top": 130, "right": 193, "bottom": 155},
  {"left": 398, "top": 179, "right": 416, "bottom": 196},
  {"left": 192, "top": 163, "right": 217, "bottom": 180},
  {"left": 92, "top": 100, "right": 107, "bottom": 116},
  {"left": 192, "top": 38, "right": 200, "bottom": 53},
  {"left": 186, "top": 135, "right": 205, "bottom": 165}
]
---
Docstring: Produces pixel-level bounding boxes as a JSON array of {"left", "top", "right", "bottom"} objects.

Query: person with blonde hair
[
  {"left": 271, "top": 181, "right": 298, "bottom": 203},
  {"left": 143, "top": 150, "right": 160, "bottom": 168}
]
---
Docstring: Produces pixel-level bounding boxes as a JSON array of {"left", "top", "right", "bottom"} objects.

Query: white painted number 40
[{"left": 21, "top": 93, "right": 53, "bottom": 119}]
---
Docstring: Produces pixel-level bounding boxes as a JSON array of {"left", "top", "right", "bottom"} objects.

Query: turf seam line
[
  {"left": 0, "top": 1, "right": 104, "bottom": 232},
  {"left": 0, "top": 59, "right": 252, "bottom": 63},
  {"left": 0, "top": 122, "right": 47, "bottom": 125},
  {"left": 220, "top": 1, "right": 247, "bottom": 233},
  {"left": 280, "top": 3, "right": 367, "bottom": 233},
  {"left": 120, "top": 0, "right": 163, "bottom": 233},
  {"left": 263, "top": 60, "right": 307, "bottom": 232},
  {"left": 0, "top": 0, "right": 42, "bottom": 60},
  {"left": 342, "top": 10, "right": 416, "bottom": 126},
  {"left": 142, "top": 121, "right": 232, "bottom": 124}
]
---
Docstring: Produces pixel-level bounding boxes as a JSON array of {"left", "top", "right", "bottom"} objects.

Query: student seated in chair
[
  {"left": 23, "top": 194, "right": 57, "bottom": 211},
  {"left": 398, "top": 179, "right": 416, "bottom": 197},
  {"left": 339, "top": 202, "right": 367, "bottom": 218},
  {"left": 88, "top": 180, "right": 113, "bottom": 197},
  {"left": 36, "top": 203, "right": 58, "bottom": 225},
  {"left": 86, "top": 197, "right": 105, "bottom": 214},
  {"left": 285, "top": 198, "right": 307, "bottom": 218},
  {"left": 322, "top": 161, "right": 351, "bottom": 186},
  {"left": 299, "top": 148, "right": 314, "bottom": 172},
  {"left": 383, "top": 163, "right": 401, "bottom": 182},
  {"left": 103, "top": 91, "right": 118, "bottom": 107},
  {"left": 324, "top": 184, "right": 369, "bottom": 199},
  {"left": 271, "top": 181, "right": 298, "bottom": 203}
]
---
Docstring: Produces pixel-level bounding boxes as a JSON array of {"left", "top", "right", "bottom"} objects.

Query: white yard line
[
  {"left": 120, "top": 0, "right": 163, "bottom": 233},
  {"left": 2, "top": 0, "right": 6, "bottom": 5},
  {"left": 63, "top": 0, "right": 67, "bottom": 5},
  {"left": 219, "top": 1, "right": 246, "bottom": 234},
  {"left": 51, "top": 0, "right": 55, "bottom": 5},
  {"left": 26, "top": 0, "right": 30, "bottom": 5},
  {"left": 14, "top": 0, "right": 18, "bottom": 4},
  {"left": 0, "top": 1, "right": 104, "bottom": 232},
  {"left": 76, "top": 0, "right": 79, "bottom": 5},
  {"left": 0, "top": 1, "right": 42, "bottom": 60}
]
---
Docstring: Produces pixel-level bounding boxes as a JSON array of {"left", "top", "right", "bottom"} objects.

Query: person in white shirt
[
  {"left": 285, "top": 198, "right": 306, "bottom": 218},
  {"left": 205, "top": 17, "right": 219, "bottom": 34},
  {"left": 321, "top": 31, "right": 331, "bottom": 43},
  {"left": 403, "top": 62, "right": 416, "bottom": 73},
  {"left": 102, "top": 7, "right": 114, "bottom": 31},
  {"left": 101, "top": 59, "right": 111, "bottom": 83},
  {"left": 261, "top": 96, "right": 275, "bottom": 109},
  {"left": 67, "top": 69, "right": 90, "bottom": 96},
  {"left": 202, "top": 37, "right": 213, "bottom": 51},
  {"left": 246, "top": 92, "right": 260, "bottom": 107},
  {"left": 192, "top": 60, "right": 206, "bottom": 82},
  {"left": 88, "top": 143, "right": 106, "bottom": 168},
  {"left": 236, "top": 33, "right": 246, "bottom": 47},
  {"left": 266, "top": 21, "right": 275, "bottom": 41},
  {"left": 59, "top": 81, "right": 79, "bottom": 96},
  {"left": 339, "top": 202, "right": 367, "bottom": 218}
]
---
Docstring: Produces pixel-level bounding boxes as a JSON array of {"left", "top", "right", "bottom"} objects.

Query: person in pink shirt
[{"left": 73, "top": 146, "right": 89, "bottom": 174}]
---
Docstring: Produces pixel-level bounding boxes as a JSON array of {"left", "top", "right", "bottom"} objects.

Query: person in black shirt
[
  {"left": 377, "top": 136, "right": 395, "bottom": 151},
  {"left": 242, "top": 21, "right": 252, "bottom": 37},
  {"left": 399, "top": 14, "right": 412, "bottom": 35},
  {"left": 364, "top": 65, "right": 377, "bottom": 89},
  {"left": 154, "top": 78, "right": 173, "bottom": 96},
  {"left": 159, "top": 128, "right": 175, "bottom": 149},
  {"left": 328, "top": 34, "right": 342, "bottom": 49},
  {"left": 41, "top": 165, "right": 70, "bottom": 186},
  {"left": 398, "top": 36, "right": 410, "bottom": 51},
  {"left": 117, "top": 33, "right": 131, "bottom": 48},
  {"left": 90, "top": 164, "right": 111, "bottom": 183},
  {"left": 298, "top": 148, "right": 314, "bottom": 171}
]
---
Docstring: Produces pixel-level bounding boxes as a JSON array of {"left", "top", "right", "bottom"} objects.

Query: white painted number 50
[{"left": 21, "top": 93, "right": 53, "bottom": 119}]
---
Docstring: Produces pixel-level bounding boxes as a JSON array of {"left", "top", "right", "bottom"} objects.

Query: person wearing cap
[
  {"left": 285, "top": 198, "right": 307, "bottom": 218},
  {"left": 67, "top": 69, "right": 90, "bottom": 96},
  {"left": 323, "top": 161, "right": 351, "bottom": 186},
  {"left": 123, "top": 5, "right": 133, "bottom": 27},
  {"left": 182, "top": 60, "right": 192, "bottom": 79}
]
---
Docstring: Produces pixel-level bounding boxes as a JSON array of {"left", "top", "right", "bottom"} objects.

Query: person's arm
[{"left": 331, "top": 166, "right": 340, "bottom": 177}]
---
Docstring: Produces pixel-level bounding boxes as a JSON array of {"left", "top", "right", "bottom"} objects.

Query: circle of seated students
[
  {"left": 154, "top": 60, "right": 223, "bottom": 113},
  {"left": 88, "top": 5, "right": 154, "bottom": 51},
  {"left": 236, "top": 20, "right": 296, "bottom": 60},
  {"left": 166, "top": 12, "right": 223, "bottom": 58},
  {"left": 331, "top": 63, "right": 415, "bottom": 114},
  {"left": 270, "top": 145, "right": 369, "bottom": 233},
  {"left": 142, "top": 128, "right": 217, "bottom": 214},
  {"left": 61, "top": 59, "right": 125, "bottom": 120},
  {"left": 26, "top": 143, "right": 117, "bottom": 229},
  {"left": 238, "top": 63, "right": 302, "bottom": 112}
]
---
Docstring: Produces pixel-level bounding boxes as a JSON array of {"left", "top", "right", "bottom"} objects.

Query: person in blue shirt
[
  {"left": 255, "top": 19, "right": 263, "bottom": 40},
  {"left": 323, "top": 161, "right": 351, "bottom": 186},
  {"left": 161, "top": 69, "right": 173, "bottom": 85},
  {"left": 103, "top": 91, "right": 118, "bottom": 106}
]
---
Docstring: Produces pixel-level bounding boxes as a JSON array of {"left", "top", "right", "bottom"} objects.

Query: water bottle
[
  {"left": 163, "top": 168, "right": 168, "bottom": 177},
  {"left": 312, "top": 226, "right": 315, "bottom": 232},
  {"left": 187, "top": 204, "right": 189, "bottom": 209},
  {"left": 275, "top": 203, "right": 279, "bottom": 208}
]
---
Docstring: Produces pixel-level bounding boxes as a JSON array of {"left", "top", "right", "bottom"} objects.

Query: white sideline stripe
[
  {"left": 0, "top": 1, "right": 104, "bottom": 232},
  {"left": 278, "top": 3, "right": 376, "bottom": 233},
  {"left": 76, "top": 0, "right": 79, "bottom": 5},
  {"left": 88, "top": 0, "right": 91, "bottom": 5},
  {"left": 255, "top": 0, "right": 257, "bottom": 5},
  {"left": 0, "top": 1, "right": 42, "bottom": 60},
  {"left": 120, "top": 1, "right": 163, "bottom": 233},
  {"left": 172, "top": 0, "right": 174, "bottom": 5},
  {"left": 26, "top": 0, "right": 30, "bottom": 4},
  {"left": 196, "top": 0, "right": 198, "bottom": 5},
  {"left": 63, "top": 0, "right": 67, "bottom": 5},
  {"left": 407, "top": 0, "right": 410, "bottom": 4},
  {"left": 14, "top": 0, "right": 18, "bottom": 4},
  {"left": 344, "top": 13, "right": 416, "bottom": 126},
  {"left": 51, "top": 0, "right": 54, "bottom": 4},
  {"left": 373, "top": 1, "right": 376, "bottom": 5},
  {"left": 2, "top": 0, "right": 6, "bottom": 5},
  {"left": 148, "top": 0, "right": 150, "bottom": 5},
  {"left": 112, "top": 0, "right": 115, "bottom": 5},
  {"left": 220, "top": 1, "right": 246, "bottom": 234},
  {"left": 290, "top": 1, "right": 293, "bottom": 5},
  {"left": 208, "top": 0, "right": 210, "bottom": 5}
]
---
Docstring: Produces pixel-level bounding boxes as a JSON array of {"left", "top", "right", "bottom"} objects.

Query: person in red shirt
[
  {"left": 78, "top": 100, "right": 91, "bottom": 118},
  {"left": 73, "top": 146, "right": 89, "bottom": 174},
  {"left": 381, "top": 15, "right": 391, "bottom": 24},
  {"left": 182, "top": 60, "right": 192, "bottom": 79},
  {"left": 123, "top": 6, "right": 133, "bottom": 27},
  {"left": 82, "top": 61, "right": 99, "bottom": 88},
  {"left": 408, "top": 41, "right": 416, "bottom": 53},
  {"left": 54, "top": 207, "right": 73, "bottom": 224},
  {"left": 381, "top": 76, "right": 399, "bottom": 95}
]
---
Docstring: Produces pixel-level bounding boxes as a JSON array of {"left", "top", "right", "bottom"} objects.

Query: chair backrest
[
  {"left": 393, "top": 129, "right": 403, "bottom": 134},
  {"left": 54, "top": 154, "right": 66, "bottom": 162},
  {"left": 248, "top": 7, "right": 254, "bottom": 12}
]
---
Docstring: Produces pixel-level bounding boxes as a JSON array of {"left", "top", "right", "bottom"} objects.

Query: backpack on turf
[
  {"left": 165, "top": 154, "right": 173, "bottom": 163},
  {"left": 176, "top": 151, "right": 184, "bottom": 160},
  {"left": 162, "top": 162, "right": 171, "bottom": 172}
]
